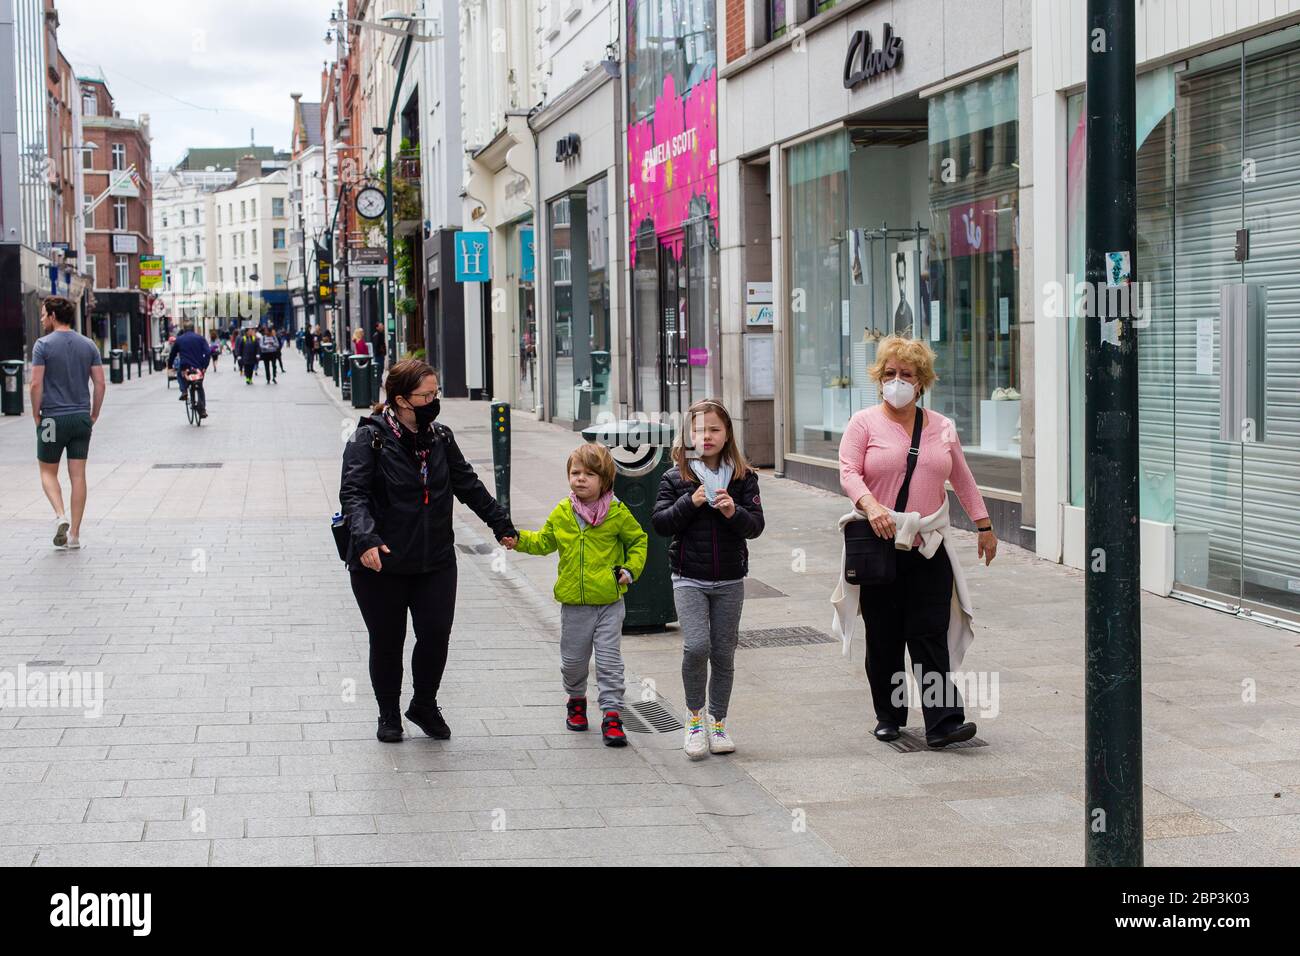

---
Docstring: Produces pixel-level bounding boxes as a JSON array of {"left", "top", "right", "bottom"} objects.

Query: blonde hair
[
  {"left": 671, "top": 399, "right": 752, "bottom": 483},
  {"left": 566, "top": 443, "right": 616, "bottom": 495},
  {"left": 869, "top": 335, "right": 938, "bottom": 394}
]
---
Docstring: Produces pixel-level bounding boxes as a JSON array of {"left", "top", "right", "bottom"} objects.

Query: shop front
[
  {"left": 1040, "top": 12, "right": 1300, "bottom": 624},
  {"left": 718, "top": 0, "right": 1031, "bottom": 545},
  {"left": 626, "top": 0, "right": 721, "bottom": 419}
]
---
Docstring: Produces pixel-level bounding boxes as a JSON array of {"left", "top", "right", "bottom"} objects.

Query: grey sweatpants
[
  {"left": 674, "top": 582, "right": 745, "bottom": 719},
  {"left": 560, "top": 600, "right": 626, "bottom": 713}
]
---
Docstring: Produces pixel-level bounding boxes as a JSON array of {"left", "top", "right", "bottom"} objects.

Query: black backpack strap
[{"left": 894, "top": 409, "right": 925, "bottom": 512}]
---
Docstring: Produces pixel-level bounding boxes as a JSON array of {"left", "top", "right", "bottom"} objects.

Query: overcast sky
[{"left": 57, "top": 0, "right": 333, "bottom": 169}]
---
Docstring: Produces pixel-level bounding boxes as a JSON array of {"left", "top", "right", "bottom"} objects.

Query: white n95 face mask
[{"left": 882, "top": 379, "right": 916, "bottom": 409}]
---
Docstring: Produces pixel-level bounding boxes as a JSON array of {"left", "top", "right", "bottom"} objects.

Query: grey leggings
[{"left": 675, "top": 582, "right": 745, "bottom": 719}]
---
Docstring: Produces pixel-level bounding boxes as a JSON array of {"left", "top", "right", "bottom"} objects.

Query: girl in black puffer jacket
[{"left": 651, "top": 399, "right": 764, "bottom": 760}]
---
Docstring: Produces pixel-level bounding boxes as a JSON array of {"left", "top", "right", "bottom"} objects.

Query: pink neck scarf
[{"left": 570, "top": 489, "right": 613, "bottom": 527}]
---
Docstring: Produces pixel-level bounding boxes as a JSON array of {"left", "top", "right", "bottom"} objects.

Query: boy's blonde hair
[{"left": 566, "top": 443, "right": 616, "bottom": 494}]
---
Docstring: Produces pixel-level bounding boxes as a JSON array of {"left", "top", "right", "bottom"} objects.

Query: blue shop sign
[
  {"left": 520, "top": 227, "right": 535, "bottom": 283},
  {"left": 454, "top": 230, "right": 490, "bottom": 282}
]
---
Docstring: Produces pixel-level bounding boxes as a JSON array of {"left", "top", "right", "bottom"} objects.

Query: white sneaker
[
  {"left": 683, "top": 711, "right": 709, "bottom": 760},
  {"left": 53, "top": 515, "right": 69, "bottom": 548},
  {"left": 64, "top": 536, "right": 82, "bottom": 550},
  {"left": 707, "top": 714, "right": 735, "bottom": 754}
]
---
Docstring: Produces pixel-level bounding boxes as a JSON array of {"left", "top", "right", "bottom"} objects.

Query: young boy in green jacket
[{"left": 501, "top": 443, "right": 648, "bottom": 746}]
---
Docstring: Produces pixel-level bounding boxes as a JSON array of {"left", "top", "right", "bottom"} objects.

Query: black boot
[
  {"left": 405, "top": 699, "right": 451, "bottom": 739},
  {"left": 376, "top": 704, "right": 403, "bottom": 743}
]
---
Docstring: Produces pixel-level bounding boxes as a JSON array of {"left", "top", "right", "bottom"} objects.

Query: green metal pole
[
  {"left": 385, "top": 32, "right": 414, "bottom": 371},
  {"left": 491, "top": 401, "right": 510, "bottom": 517},
  {"left": 1084, "top": 0, "right": 1142, "bottom": 867}
]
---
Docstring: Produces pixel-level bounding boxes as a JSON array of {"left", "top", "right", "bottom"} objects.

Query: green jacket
[{"left": 515, "top": 497, "right": 648, "bottom": 606}]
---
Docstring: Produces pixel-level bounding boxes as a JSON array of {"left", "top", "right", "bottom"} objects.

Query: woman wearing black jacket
[
  {"left": 340, "top": 359, "right": 516, "bottom": 742},
  {"left": 651, "top": 399, "right": 764, "bottom": 760}
]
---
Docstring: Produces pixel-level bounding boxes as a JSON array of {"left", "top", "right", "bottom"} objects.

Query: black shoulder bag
[{"left": 843, "top": 409, "right": 924, "bottom": 587}]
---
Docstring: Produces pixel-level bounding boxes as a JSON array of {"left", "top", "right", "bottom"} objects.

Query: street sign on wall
[
  {"left": 139, "top": 256, "right": 164, "bottom": 290},
  {"left": 520, "top": 227, "right": 534, "bottom": 283}
]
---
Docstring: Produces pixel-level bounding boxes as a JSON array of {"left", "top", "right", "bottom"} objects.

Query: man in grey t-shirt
[{"left": 30, "top": 296, "right": 106, "bottom": 550}]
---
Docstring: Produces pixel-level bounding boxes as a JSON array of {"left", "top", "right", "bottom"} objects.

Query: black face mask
[{"left": 411, "top": 398, "right": 440, "bottom": 425}]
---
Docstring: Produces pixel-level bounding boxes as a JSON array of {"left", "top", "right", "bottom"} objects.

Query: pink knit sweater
[{"left": 838, "top": 405, "right": 989, "bottom": 524}]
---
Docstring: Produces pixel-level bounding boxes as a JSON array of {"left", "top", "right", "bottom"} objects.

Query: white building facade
[{"left": 210, "top": 160, "right": 291, "bottom": 328}]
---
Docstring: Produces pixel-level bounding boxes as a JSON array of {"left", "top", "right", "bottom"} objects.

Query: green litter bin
[
  {"left": 1, "top": 360, "right": 22, "bottom": 415},
  {"left": 349, "top": 354, "right": 372, "bottom": 409},
  {"left": 109, "top": 349, "right": 124, "bottom": 384},
  {"left": 339, "top": 351, "right": 352, "bottom": 400},
  {"left": 580, "top": 419, "right": 677, "bottom": 634},
  {"left": 322, "top": 342, "right": 336, "bottom": 378}
]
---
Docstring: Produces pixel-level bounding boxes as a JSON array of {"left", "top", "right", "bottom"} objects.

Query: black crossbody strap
[{"left": 894, "top": 409, "right": 924, "bottom": 513}]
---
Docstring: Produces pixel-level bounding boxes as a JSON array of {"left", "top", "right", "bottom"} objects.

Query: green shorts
[{"left": 36, "top": 413, "right": 94, "bottom": 464}]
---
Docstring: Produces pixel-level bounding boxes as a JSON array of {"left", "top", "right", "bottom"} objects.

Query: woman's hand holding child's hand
[{"left": 499, "top": 536, "right": 517, "bottom": 550}]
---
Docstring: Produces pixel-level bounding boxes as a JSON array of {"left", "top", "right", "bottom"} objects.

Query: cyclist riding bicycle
[{"left": 171, "top": 321, "right": 211, "bottom": 419}]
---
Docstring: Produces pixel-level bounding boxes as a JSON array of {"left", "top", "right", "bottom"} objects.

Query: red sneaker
[
  {"left": 565, "top": 696, "right": 588, "bottom": 732},
  {"left": 601, "top": 710, "right": 628, "bottom": 747}
]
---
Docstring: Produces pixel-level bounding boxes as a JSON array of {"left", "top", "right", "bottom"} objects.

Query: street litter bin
[
  {"left": 370, "top": 359, "right": 383, "bottom": 406},
  {"left": 580, "top": 419, "right": 677, "bottom": 633},
  {"left": 349, "top": 354, "right": 372, "bottom": 409},
  {"left": 322, "top": 342, "right": 336, "bottom": 378},
  {"left": 152, "top": 345, "right": 165, "bottom": 371},
  {"left": 1, "top": 360, "right": 22, "bottom": 415},
  {"left": 340, "top": 351, "right": 352, "bottom": 400},
  {"left": 109, "top": 349, "right": 124, "bottom": 384}
]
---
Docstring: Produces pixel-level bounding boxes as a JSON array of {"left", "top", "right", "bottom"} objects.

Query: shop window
[
  {"left": 926, "top": 68, "right": 1022, "bottom": 492},
  {"left": 627, "top": 0, "right": 716, "bottom": 122}
]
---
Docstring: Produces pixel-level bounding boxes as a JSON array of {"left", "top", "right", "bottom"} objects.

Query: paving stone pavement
[{"left": 0, "top": 355, "right": 842, "bottom": 866}]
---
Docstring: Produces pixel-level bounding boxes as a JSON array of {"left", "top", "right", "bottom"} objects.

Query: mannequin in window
[{"left": 893, "top": 251, "right": 913, "bottom": 335}]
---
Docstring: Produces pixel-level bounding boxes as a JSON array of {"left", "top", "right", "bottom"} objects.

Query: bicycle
[{"left": 182, "top": 368, "right": 206, "bottom": 426}]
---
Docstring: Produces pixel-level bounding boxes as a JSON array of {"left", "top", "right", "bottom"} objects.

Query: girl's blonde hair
[
  {"left": 868, "top": 335, "right": 939, "bottom": 394},
  {"left": 566, "top": 443, "right": 616, "bottom": 495},
  {"left": 671, "top": 398, "right": 752, "bottom": 483}
]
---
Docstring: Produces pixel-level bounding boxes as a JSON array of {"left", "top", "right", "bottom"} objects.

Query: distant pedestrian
[
  {"left": 258, "top": 326, "right": 279, "bottom": 383},
  {"left": 303, "top": 325, "right": 318, "bottom": 373},
  {"left": 371, "top": 322, "right": 386, "bottom": 363},
  {"left": 502, "top": 444, "right": 648, "bottom": 747},
  {"left": 652, "top": 399, "right": 764, "bottom": 760},
  {"left": 277, "top": 328, "right": 288, "bottom": 371},
  {"left": 208, "top": 329, "right": 221, "bottom": 372},
  {"left": 352, "top": 328, "right": 369, "bottom": 356},
  {"left": 236, "top": 327, "right": 259, "bottom": 384},
  {"left": 831, "top": 335, "right": 997, "bottom": 749},
  {"left": 338, "top": 360, "right": 517, "bottom": 743},
  {"left": 30, "top": 296, "right": 105, "bottom": 551}
]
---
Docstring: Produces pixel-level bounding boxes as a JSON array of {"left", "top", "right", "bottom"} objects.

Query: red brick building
[{"left": 79, "top": 76, "right": 155, "bottom": 355}]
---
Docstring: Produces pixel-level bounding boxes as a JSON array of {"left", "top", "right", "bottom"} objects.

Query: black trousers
[
  {"left": 858, "top": 546, "right": 963, "bottom": 733},
  {"left": 305, "top": 349, "right": 315, "bottom": 372},
  {"left": 240, "top": 360, "right": 257, "bottom": 380},
  {"left": 350, "top": 565, "right": 458, "bottom": 710},
  {"left": 261, "top": 354, "right": 277, "bottom": 381}
]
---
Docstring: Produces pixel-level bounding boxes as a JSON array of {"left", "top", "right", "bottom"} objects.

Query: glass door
[
  {"left": 1173, "top": 28, "right": 1300, "bottom": 619},
  {"left": 659, "top": 237, "right": 688, "bottom": 414}
]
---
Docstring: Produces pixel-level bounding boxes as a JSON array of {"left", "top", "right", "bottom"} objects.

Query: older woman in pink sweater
[{"left": 837, "top": 336, "right": 998, "bottom": 748}]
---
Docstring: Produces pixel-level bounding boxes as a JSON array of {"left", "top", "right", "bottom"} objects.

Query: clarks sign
[{"left": 843, "top": 23, "right": 903, "bottom": 89}]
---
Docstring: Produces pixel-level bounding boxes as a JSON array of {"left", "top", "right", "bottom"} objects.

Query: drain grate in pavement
[
  {"left": 455, "top": 542, "right": 496, "bottom": 555},
  {"left": 885, "top": 729, "right": 989, "bottom": 753},
  {"left": 737, "top": 626, "right": 836, "bottom": 649},
  {"left": 152, "top": 462, "right": 223, "bottom": 469},
  {"left": 619, "top": 699, "right": 684, "bottom": 734}
]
